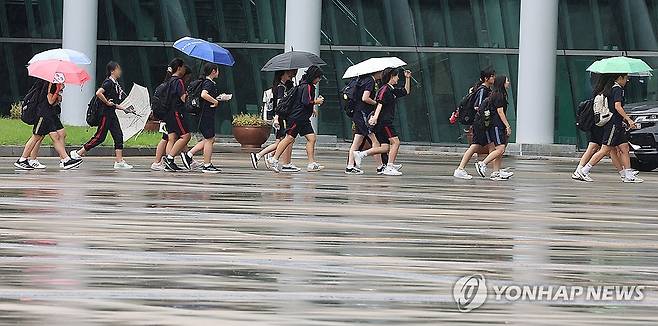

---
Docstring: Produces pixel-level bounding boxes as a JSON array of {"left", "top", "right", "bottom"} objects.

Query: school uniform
[
  {"left": 374, "top": 83, "right": 408, "bottom": 144},
  {"left": 285, "top": 81, "right": 316, "bottom": 138},
  {"left": 601, "top": 84, "right": 627, "bottom": 147},
  {"left": 33, "top": 96, "right": 64, "bottom": 136},
  {"left": 353, "top": 76, "right": 376, "bottom": 136},
  {"left": 470, "top": 85, "right": 493, "bottom": 146},
  {"left": 273, "top": 82, "right": 289, "bottom": 139},
  {"left": 487, "top": 93, "right": 509, "bottom": 146},
  {"left": 164, "top": 76, "right": 190, "bottom": 136},
  {"left": 83, "top": 77, "right": 125, "bottom": 151},
  {"left": 198, "top": 78, "right": 219, "bottom": 139}
]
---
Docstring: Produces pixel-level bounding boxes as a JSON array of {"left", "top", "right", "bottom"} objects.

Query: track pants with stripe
[{"left": 83, "top": 110, "right": 124, "bottom": 151}]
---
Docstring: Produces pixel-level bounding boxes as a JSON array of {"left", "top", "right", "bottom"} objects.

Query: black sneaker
[
  {"left": 164, "top": 157, "right": 183, "bottom": 172},
  {"left": 14, "top": 159, "right": 34, "bottom": 170},
  {"left": 376, "top": 165, "right": 385, "bottom": 175},
  {"left": 180, "top": 152, "right": 193, "bottom": 170},
  {"left": 345, "top": 167, "right": 364, "bottom": 175},
  {"left": 249, "top": 152, "right": 259, "bottom": 170},
  {"left": 60, "top": 158, "right": 83, "bottom": 170},
  {"left": 201, "top": 164, "right": 221, "bottom": 174}
]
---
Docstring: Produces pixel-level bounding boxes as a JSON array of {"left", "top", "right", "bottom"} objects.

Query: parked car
[{"left": 625, "top": 101, "right": 658, "bottom": 171}]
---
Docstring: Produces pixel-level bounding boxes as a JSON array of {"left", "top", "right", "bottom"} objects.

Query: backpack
[
  {"left": 151, "top": 80, "right": 173, "bottom": 120},
  {"left": 575, "top": 99, "right": 595, "bottom": 132},
  {"left": 274, "top": 85, "right": 300, "bottom": 116},
  {"left": 593, "top": 93, "right": 612, "bottom": 127},
  {"left": 20, "top": 81, "right": 45, "bottom": 125},
  {"left": 457, "top": 86, "right": 483, "bottom": 125},
  {"left": 340, "top": 77, "right": 360, "bottom": 118},
  {"left": 86, "top": 96, "right": 102, "bottom": 127},
  {"left": 185, "top": 78, "right": 204, "bottom": 115},
  {"left": 473, "top": 97, "right": 494, "bottom": 131}
]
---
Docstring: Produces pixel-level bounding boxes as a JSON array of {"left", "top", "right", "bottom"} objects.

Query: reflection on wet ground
[{"left": 0, "top": 153, "right": 657, "bottom": 325}]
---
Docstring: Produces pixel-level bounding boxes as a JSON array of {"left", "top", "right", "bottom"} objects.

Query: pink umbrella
[{"left": 27, "top": 59, "right": 90, "bottom": 85}]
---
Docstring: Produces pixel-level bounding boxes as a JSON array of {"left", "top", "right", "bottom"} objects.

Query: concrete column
[
  {"left": 284, "top": 0, "right": 322, "bottom": 132},
  {"left": 61, "top": 0, "right": 98, "bottom": 126},
  {"left": 515, "top": 0, "right": 559, "bottom": 144}
]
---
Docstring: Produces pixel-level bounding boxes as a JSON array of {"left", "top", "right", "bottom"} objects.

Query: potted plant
[{"left": 232, "top": 113, "right": 271, "bottom": 149}]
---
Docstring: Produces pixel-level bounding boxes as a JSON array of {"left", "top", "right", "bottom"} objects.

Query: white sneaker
[
  {"left": 70, "top": 150, "right": 82, "bottom": 160},
  {"left": 490, "top": 171, "right": 508, "bottom": 181},
  {"left": 574, "top": 169, "right": 593, "bottom": 182},
  {"left": 499, "top": 170, "right": 514, "bottom": 179},
  {"left": 270, "top": 160, "right": 280, "bottom": 173},
  {"left": 151, "top": 162, "right": 165, "bottom": 171},
  {"left": 353, "top": 151, "right": 366, "bottom": 168},
  {"left": 307, "top": 162, "right": 324, "bottom": 172},
  {"left": 453, "top": 168, "right": 473, "bottom": 180},
  {"left": 264, "top": 153, "right": 273, "bottom": 169},
  {"left": 475, "top": 161, "right": 487, "bottom": 178},
  {"left": 390, "top": 163, "right": 403, "bottom": 171},
  {"left": 281, "top": 164, "right": 302, "bottom": 173},
  {"left": 190, "top": 160, "right": 202, "bottom": 170},
  {"left": 28, "top": 160, "right": 46, "bottom": 169},
  {"left": 623, "top": 176, "right": 644, "bottom": 183},
  {"left": 114, "top": 160, "right": 133, "bottom": 170},
  {"left": 382, "top": 165, "right": 402, "bottom": 176}
]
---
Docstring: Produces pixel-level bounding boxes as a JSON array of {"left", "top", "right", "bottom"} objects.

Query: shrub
[
  {"left": 9, "top": 101, "right": 22, "bottom": 120},
  {"left": 232, "top": 113, "right": 268, "bottom": 127}
]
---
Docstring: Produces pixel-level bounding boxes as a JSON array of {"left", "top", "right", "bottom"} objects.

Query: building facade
[{"left": 1, "top": 0, "right": 658, "bottom": 147}]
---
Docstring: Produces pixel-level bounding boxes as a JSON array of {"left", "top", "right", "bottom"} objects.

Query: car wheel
[{"left": 631, "top": 156, "right": 658, "bottom": 172}]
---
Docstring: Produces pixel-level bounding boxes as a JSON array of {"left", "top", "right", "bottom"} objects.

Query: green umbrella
[{"left": 586, "top": 56, "right": 653, "bottom": 76}]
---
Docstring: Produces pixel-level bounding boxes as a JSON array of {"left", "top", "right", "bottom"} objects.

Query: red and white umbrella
[{"left": 27, "top": 59, "right": 90, "bottom": 85}]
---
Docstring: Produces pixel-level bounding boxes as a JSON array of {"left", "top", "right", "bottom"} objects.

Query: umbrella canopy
[
  {"left": 342, "top": 57, "right": 407, "bottom": 79},
  {"left": 173, "top": 37, "right": 235, "bottom": 66},
  {"left": 28, "top": 48, "right": 92, "bottom": 65},
  {"left": 261, "top": 51, "right": 326, "bottom": 71},
  {"left": 586, "top": 56, "right": 653, "bottom": 76},
  {"left": 27, "top": 59, "right": 90, "bottom": 85},
  {"left": 117, "top": 83, "right": 151, "bottom": 142}
]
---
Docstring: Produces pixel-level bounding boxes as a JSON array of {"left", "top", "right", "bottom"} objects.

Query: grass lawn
[{"left": 0, "top": 118, "right": 164, "bottom": 147}]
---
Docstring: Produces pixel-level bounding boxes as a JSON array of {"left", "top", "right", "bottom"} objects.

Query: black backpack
[
  {"left": 185, "top": 78, "right": 204, "bottom": 115},
  {"left": 86, "top": 96, "right": 102, "bottom": 126},
  {"left": 457, "top": 86, "right": 483, "bottom": 125},
  {"left": 576, "top": 99, "right": 595, "bottom": 132},
  {"left": 340, "top": 77, "right": 360, "bottom": 118},
  {"left": 473, "top": 97, "right": 494, "bottom": 131},
  {"left": 20, "top": 81, "right": 46, "bottom": 125},
  {"left": 151, "top": 80, "right": 173, "bottom": 120},
  {"left": 274, "top": 85, "right": 300, "bottom": 117}
]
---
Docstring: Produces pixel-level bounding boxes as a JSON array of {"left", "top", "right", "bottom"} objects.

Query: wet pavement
[{"left": 0, "top": 152, "right": 657, "bottom": 325}]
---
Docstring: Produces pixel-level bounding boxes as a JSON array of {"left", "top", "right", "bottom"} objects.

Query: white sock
[
  {"left": 256, "top": 153, "right": 262, "bottom": 160},
  {"left": 575, "top": 164, "right": 583, "bottom": 173},
  {"left": 61, "top": 157, "right": 71, "bottom": 163},
  {"left": 187, "top": 151, "right": 193, "bottom": 158},
  {"left": 347, "top": 165, "right": 354, "bottom": 169},
  {"left": 581, "top": 163, "right": 592, "bottom": 174},
  {"left": 166, "top": 155, "right": 174, "bottom": 160},
  {"left": 204, "top": 163, "right": 211, "bottom": 167},
  {"left": 19, "top": 157, "right": 27, "bottom": 162},
  {"left": 361, "top": 151, "right": 369, "bottom": 157}
]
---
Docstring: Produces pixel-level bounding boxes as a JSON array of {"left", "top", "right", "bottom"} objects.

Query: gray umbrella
[{"left": 261, "top": 51, "right": 326, "bottom": 71}]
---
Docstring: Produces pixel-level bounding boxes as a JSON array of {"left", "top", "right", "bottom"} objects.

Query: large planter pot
[{"left": 232, "top": 125, "right": 271, "bottom": 149}]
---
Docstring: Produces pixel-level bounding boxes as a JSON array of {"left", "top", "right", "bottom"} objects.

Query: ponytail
[
  {"left": 106, "top": 61, "right": 120, "bottom": 78},
  {"left": 164, "top": 58, "right": 185, "bottom": 82}
]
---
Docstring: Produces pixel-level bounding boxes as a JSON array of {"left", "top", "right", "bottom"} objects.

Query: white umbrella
[
  {"left": 28, "top": 48, "right": 92, "bottom": 65},
  {"left": 342, "top": 57, "right": 407, "bottom": 79},
  {"left": 117, "top": 83, "right": 151, "bottom": 142}
]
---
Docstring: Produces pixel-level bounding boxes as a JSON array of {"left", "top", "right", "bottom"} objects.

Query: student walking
[
  {"left": 184, "top": 63, "right": 229, "bottom": 173},
  {"left": 352, "top": 68, "right": 412, "bottom": 176},
  {"left": 471, "top": 75, "right": 514, "bottom": 180},
  {"left": 345, "top": 71, "right": 384, "bottom": 175},
  {"left": 575, "top": 74, "right": 642, "bottom": 183},
  {"left": 70, "top": 61, "right": 132, "bottom": 169},
  {"left": 453, "top": 68, "right": 496, "bottom": 179},
  {"left": 161, "top": 58, "right": 194, "bottom": 172},
  {"left": 14, "top": 82, "right": 82, "bottom": 170},
  {"left": 250, "top": 69, "right": 300, "bottom": 172},
  {"left": 269, "top": 65, "right": 325, "bottom": 173}
]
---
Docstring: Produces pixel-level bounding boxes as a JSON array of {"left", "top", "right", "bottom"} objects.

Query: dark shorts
[
  {"left": 198, "top": 114, "right": 215, "bottom": 139},
  {"left": 275, "top": 116, "right": 287, "bottom": 139},
  {"left": 33, "top": 115, "right": 63, "bottom": 136},
  {"left": 286, "top": 119, "right": 314, "bottom": 138},
  {"left": 374, "top": 123, "right": 397, "bottom": 145},
  {"left": 487, "top": 125, "right": 508, "bottom": 146},
  {"left": 353, "top": 110, "right": 373, "bottom": 136},
  {"left": 164, "top": 110, "right": 189, "bottom": 136},
  {"left": 588, "top": 126, "right": 604, "bottom": 145},
  {"left": 471, "top": 126, "right": 492, "bottom": 146},
  {"left": 602, "top": 122, "right": 626, "bottom": 147}
]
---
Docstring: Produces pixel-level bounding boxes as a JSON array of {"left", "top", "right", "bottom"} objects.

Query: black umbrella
[{"left": 261, "top": 51, "right": 326, "bottom": 71}]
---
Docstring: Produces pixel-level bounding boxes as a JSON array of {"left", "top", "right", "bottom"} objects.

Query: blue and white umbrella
[
  {"left": 173, "top": 37, "right": 235, "bottom": 66},
  {"left": 28, "top": 48, "right": 91, "bottom": 65}
]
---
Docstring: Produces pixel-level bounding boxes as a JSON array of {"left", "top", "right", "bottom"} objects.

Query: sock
[
  {"left": 575, "top": 164, "right": 583, "bottom": 173},
  {"left": 19, "top": 157, "right": 27, "bottom": 162},
  {"left": 347, "top": 165, "right": 354, "bottom": 169},
  {"left": 61, "top": 157, "right": 71, "bottom": 163},
  {"left": 256, "top": 153, "right": 262, "bottom": 160},
  {"left": 378, "top": 165, "right": 385, "bottom": 170},
  {"left": 187, "top": 151, "right": 193, "bottom": 158},
  {"left": 581, "top": 163, "right": 592, "bottom": 175},
  {"left": 362, "top": 151, "right": 369, "bottom": 157},
  {"left": 204, "top": 163, "right": 211, "bottom": 167},
  {"left": 387, "top": 163, "right": 394, "bottom": 167},
  {"left": 166, "top": 155, "right": 174, "bottom": 160}
]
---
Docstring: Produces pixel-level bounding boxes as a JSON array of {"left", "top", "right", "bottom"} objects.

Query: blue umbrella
[{"left": 173, "top": 37, "right": 235, "bottom": 66}]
